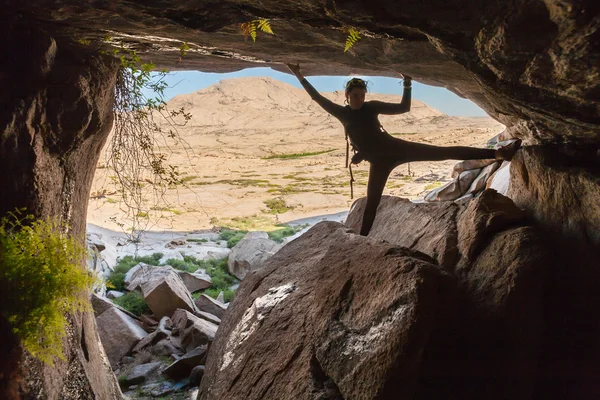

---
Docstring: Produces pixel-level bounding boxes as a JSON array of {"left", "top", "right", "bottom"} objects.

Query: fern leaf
[
  {"left": 240, "top": 22, "right": 257, "bottom": 42},
  {"left": 344, "top": 28, "right": 361, "bottom": 52},
  {"left": 256, "top": 19, "right": 274, "bottom": 34}
]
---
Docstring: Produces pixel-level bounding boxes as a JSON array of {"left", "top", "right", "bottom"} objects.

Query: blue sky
[{"left": 146, "top": 67, "right": 488, "bottom": 117}]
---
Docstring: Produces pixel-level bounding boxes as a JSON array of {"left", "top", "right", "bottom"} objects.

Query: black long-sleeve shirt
[{"left": 300, "top": 78, "right": 411, "bottom": 161}]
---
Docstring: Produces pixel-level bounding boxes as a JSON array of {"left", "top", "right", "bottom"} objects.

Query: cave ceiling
[{"left": 6, "top": 0, "right": 600, "bottom": 144}]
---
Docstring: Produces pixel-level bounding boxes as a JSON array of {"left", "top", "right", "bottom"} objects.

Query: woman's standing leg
[{"left": 360, "top": 162, "right": 393, "bottom": 236}]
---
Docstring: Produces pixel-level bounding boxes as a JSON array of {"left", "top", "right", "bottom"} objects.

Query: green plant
[
  {"left": 104, "top": 46, "right": 193, "bottom": 241},
  {"left": 263, "top": 197, "right": 294, "bottom": 214},
  {"left": 344, "top": 28, "right": 361, "bottom": 52},
  {"left": 0, "top": 211, "right": 97, "bottom": 364},
  {"left": 203, "top": 288, "right": 235, "bottom": 303},
  {"left": 240, "top": 19, "right": 274, "bottom": 42},
  {"left": 261, "top": 149, "right": 335, "bottom": 160},
  {"left": 112, "top": 291, "right": 151, "bottom": 316},
  {"left": 218, "top": 228, "right": 248, "bottom": 248}
]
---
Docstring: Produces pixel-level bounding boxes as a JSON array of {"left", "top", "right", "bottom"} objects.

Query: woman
[{"left": 286, "top": 63, "right": 521, "bottom": 236}]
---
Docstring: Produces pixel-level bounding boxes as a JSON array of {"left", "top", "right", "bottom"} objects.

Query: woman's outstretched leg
[
  {"left": 392, "top": 139, "right": 521, "bottom": 163},
  {"left": 360, "top": 162, "right": 392, "bottom": 236}
]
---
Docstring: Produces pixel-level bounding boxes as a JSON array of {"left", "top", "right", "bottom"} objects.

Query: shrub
[
  {"left": 218, "top": 228, "right": 248, "bottom": 248},
  {"left": 0, "top": 211, "right": 97, "bottom": 364},
  {"left": 112, "top": 291, "right": 151, "bottom": 316},
  {"left": 203, "top": 288, "right": 235, "bottom": 303}
]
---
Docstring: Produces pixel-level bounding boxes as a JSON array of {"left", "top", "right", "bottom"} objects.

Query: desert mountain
[{"left": 90, "top": 77, "right": 504, "bottom": 231}]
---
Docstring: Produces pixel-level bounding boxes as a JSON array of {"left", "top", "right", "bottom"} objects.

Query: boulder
[
  {"left": 189, "top": 365, "right": 206, "bottom": 387},
  {"left": 216, "top": 291, "right": 225, "bottom": 304},
  {"left": 194, "top": 294, "right": 228, "bottom": 319},
  {"left": 151, "top": 338, "right": 185, "bottom": 357},
  {"left": 227, "top": 231, "right": 282, "bottom": 280},
  {"left": 347, "top": 191, "right": 545, "bottom": 399},
  {"left": 178, "top": 271, "right": 212, "bottom": 292},
  {"left": 91, "top": 293, "right": 140, "bottom": 320},
  {"left": 126, "top": 264, "right": 174, "bottom": 291},
  {"left": 132, "top": 328, "right": 169, "bottom": 353},
  {"left": 172, "top": 309, "right": 219, "bottom": 351},
  {"left": 199, "top": 222, "right": 451, "bottom": 400},
  {"left": 424, "top": 169, "right": 481, "bottom": 202},
  {"left": 107, "top": 290, "right": 125, "bottom": 299},
  {"left": 194, "top": 310, "right": 221, "bottom": 325},
  {"left": 163, "top": 345, "right": 208, "bottom": 379},
  {"left": 142, "top": 271, "right": 197, "bottom": 318},
  {"left": 96, "top": 307, "right": 148, "bottom": 368},
  {"left": 466, "top": 161, "right": 500, "bottom": 195},
  {"left": 487, "top": 161, "right": 511, "bottom": 195},
  {"left": 123, "top": 362, "right": 163, "bottom": 385},
  {"left": 346, "top": 196, "right": 463, "bottom": 270}
]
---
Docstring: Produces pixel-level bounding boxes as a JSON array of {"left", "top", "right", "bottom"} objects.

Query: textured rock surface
[
  {"left": 142, "top": 271, "right": 198, "bottom": 318},
  {"left": 194, "top": 295, "right": 228, "bottom": 319},
  {"left": 347, "top": 191, "right": 547, "bottom": 399},
  {"left": 172, "top": 309, "right": 219, "bottom": 352},
  {"left": 0, "top": 21, "right": 122, "bottom": 399},
  {"left": 508, "top": 147, "right": 600, "bottom": 399},
  {"left": 199, "top": 222, "right": 450, "bottom": 400},
  {"left": 178, "top": 271, "right": 213, "bottom": 293},
  {"left": 227, "top": 231, "right": 282, "bottom": 280},
  {"left": 6, "top": 1, "right": 599, "bottom": 144},
  {"left": 96, "top": 307, "right": 148, "bottom": 368}
]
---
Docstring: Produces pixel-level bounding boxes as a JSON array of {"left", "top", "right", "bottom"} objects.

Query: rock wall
[
  {"left": 0, "top": 22, "right": 121, "bottom": 399},
  {"left": 200, "top": 191, "right": 551, "bottom": 399},
  {"left": 509, "top": 147, "right": 600, "bottom": 399}
]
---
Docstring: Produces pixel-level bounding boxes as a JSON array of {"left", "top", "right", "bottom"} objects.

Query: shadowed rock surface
[{"left": 199, "top": 222, "right": 451, "bottom": 400}]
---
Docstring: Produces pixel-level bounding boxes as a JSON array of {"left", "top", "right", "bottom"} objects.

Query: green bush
[
  {"left": 0, "top": 211, "right": 97, "bottom": 365},
  {"left": 218, "top": 228, "right": 248, "bottom": 248},
  {"left": 203, "top": 288, "right": 235, "bottom": 303},
  {"left": 112, "top": 291, "right": 150, "bottom": 316}
]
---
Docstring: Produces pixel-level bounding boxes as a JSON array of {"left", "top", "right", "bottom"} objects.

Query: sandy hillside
[{"left": 89, "top": 77, "right": 504, "bottom": 231}]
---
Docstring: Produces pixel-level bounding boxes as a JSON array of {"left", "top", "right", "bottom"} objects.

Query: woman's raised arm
[
  {"left": 369, "top": 76, "right": 412, "bottom": 115},
  {"left": 286, "top": 63, "right": 345, "bottom": 119}
]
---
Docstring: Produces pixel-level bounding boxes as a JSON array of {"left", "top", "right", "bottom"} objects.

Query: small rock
[
  {"left": 121, "top": 356, "right": 135, "bottom": 364},
  {"left": 216, "top": 291, "right": 225, "bottom": 304},
  {"left": 151, "top": 338, "right": 184, "bottom": 357},
  {"left": 106, "top": 290, "right": 125, "bottom": 299},
  {"left": 159, "top": 316, "right": 173, "bottom": 331},
  {"left": 140, "top": 381, "right": 175, "bottom": 397},
  {"left": 189, "top": 365, "right": 205, "bottom": 386},
  {"left": 163, "top": 345, "right": 207, "bottom": 379},
  {"left": 123, "top": 361, "right": 162, "bottom": 385}
]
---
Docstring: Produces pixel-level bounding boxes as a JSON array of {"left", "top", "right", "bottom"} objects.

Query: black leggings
[{"left": 359, "top": 139, "right": 496, "bottom": 236}]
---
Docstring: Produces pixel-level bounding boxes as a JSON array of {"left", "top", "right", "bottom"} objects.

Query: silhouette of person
[{"left": 286, "top": 63, "right": 521, "bottom": 236}]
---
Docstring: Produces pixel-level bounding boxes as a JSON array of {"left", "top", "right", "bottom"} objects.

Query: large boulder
[
  {"left": 141, "top": 271, "right": 198, "bottom": 318},
  {"left": 163, "top": 345, "right": 208, "bottom": 379},
  {"left": 125, "top": 264, "right": 173, "bottom": 291},
  {"left": 96, "top": 307, "right": 148, "bottom": 368},
  {"left": 178, "top": 270, "right": 212, "bottom": 292},
  {"left": 199, "top": 222, "right": 451, "bottom": 400},
  {"left": 227, "top": 231, "right": 282, "bottom": 280},
  {"left": 194, "top": 294, "right": 228, "bottom": 319},
  {"left": 171, "top": 309, "right": 219, "bottom": 352},
  {"left": 347, "top": 191, "right": 545, "bottom": 399}
]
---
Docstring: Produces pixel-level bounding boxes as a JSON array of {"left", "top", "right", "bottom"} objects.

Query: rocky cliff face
[
  {"left": 0, "top": 22, "right": 121, "bottom": 399},
  {"left": 1, "top": 1, "right": 598, "bottom": 399}
]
